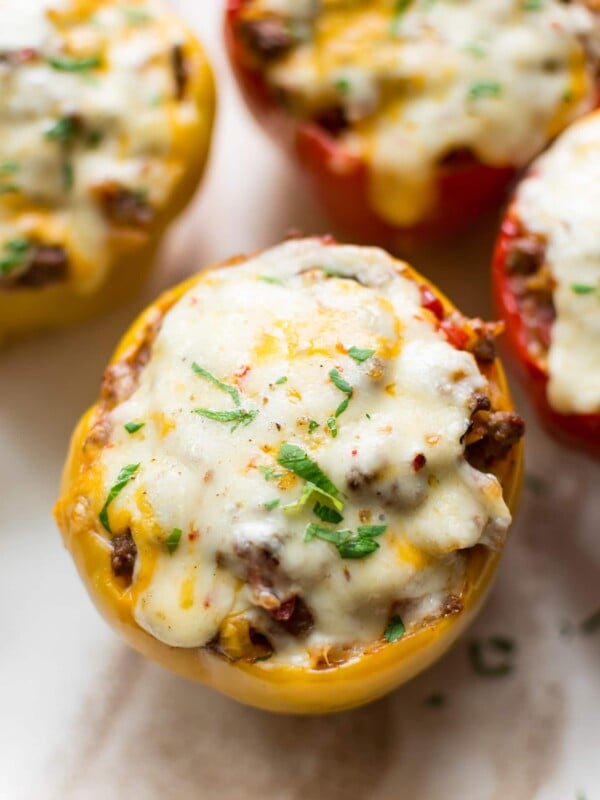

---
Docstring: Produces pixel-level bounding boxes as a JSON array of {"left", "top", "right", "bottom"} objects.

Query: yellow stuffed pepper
[
  {"left": 0, "top": 0, "right": 215, "bottom": 342},
  {"left": 55, "top": 237, "right": 524, "bottom": 714}
]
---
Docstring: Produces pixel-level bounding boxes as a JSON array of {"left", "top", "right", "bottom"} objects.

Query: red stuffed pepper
[
  {"left": 493, "top": 111, "right": 600, "bottom": 458},
  {"left": 225, "top": 0, "right": 600, "bottom": 249}
]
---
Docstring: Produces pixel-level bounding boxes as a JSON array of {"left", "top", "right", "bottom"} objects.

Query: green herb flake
[
  {"left": 308, "top": 420, "right": 319, "bottom": 434},
  {"left": 468, "top": 81, "right": 502, "bottom": 100},
  {"left": 124, "top": 421, "right": 145, "bottom": 435},
  {"left": 62, "top": 161, "right": 74, "bottom": 190},
  {"left": 464, "top": 42, "right": 487, "bottom": 58},
  {"left": 348, "top": 346, "right": 375, "bottom": 363},
  {"left": 424, "top": 693, "right": 446, "bottom": 708},
  {"left": 327, "top": 416, "right": 338, "bottom": 438},
  {"left": 580, "top": 609, "right": 600, "bottom": 635},
  {"left": 275, "top": 376, "right": 288, "bottom": 385},
  {"left": 253, "top": 652, "right": 273, "bottom": 663},
  {"left": 384, "top": 614, "right": 406, "bottom": 643},
  {"left": 277, "top": 443, "right": 340, "bottom": 500},
  {"left": 0, "top": 237, "right": 31, "bottom": 276},
  {"left": 166, "top": 527, "right": 182, "bottom": 555},
  {"left": 263, "top": 498, "right": 280, "bottom": 511},
  {"left": 47, "top": 55, "right": 102, "bottom": 72},
  {"left": 571, "top": 283, "right": 596, "bottom": 295},
  {"left": 523, "top": 0, "right": 543, "bottom": 10},
  {"left": 0, "top": 162, "right": 19, "bottom": 174},
  {"left": 389, "top": 0, "right": 412, "bottom": 35},
  {"left": 99, "top": 463, "right": 140, "bottom": 533},
  {"left": 259, "top": 275, "right": 284, "bottom": 285},
  {"left": 46, "top": 116, "right": 78, "bottom": 143},
  {"left": 304, "top": 523, "right": 386, "bottom": 560},
  {"left": 313, "top": 501, "right": 343, "bottom": 524},
  {"left": 335, "top": 77, "right": 351, "bottom": 94},
  {"left": 191, "top": 362, "right": 241, "bottom": 406},
  {"left": 123, "top": 6, "right": 153, "bottom": 25},
  {"left": 469, "top": 637, "right": 516, "bottom": 678},
  {"left": 329, "top": 368, "right": 353, "bottom": 396},
  {"left": 258, "top": 465, "right": 285, "bottom": 482},
  {"left": 194, "top": 408, "right": 258, "bottom": 431}
]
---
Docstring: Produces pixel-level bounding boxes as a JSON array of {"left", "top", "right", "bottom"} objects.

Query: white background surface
[{"left": 1, "top": 3, "right": 599, "bottom": 799}]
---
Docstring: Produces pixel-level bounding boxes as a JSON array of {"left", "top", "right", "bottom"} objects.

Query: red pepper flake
[
  {"left": 351, "top": 448, "right": 358, "bottom": 456},
  {"left": 412, "top": 453, "right": 426, "bottom": 472},
  {"left": 235, "top": 364, "right": 251, "bottom": 379},
  {"left": 188, "top": 530, "right": 200, "bottom": 542},
  {"left": 440, "top": 320, "right": 469, "bottom": 350},
  {"left": 17, "top": 48, "right": 38, "bottom": 62},
  {"left": 420, "top": 285, "right": 444, "bottom": 320}
]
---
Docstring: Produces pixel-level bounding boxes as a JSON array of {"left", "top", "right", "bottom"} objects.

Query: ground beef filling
[
  {"left": 504, "top": 221, "right": 554, "bottom": 361},
  {"left": 0, "top": 244, "right": 69, "bottom": 290}
]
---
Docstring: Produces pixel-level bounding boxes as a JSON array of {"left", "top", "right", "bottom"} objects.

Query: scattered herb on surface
[
  {"left": 99, "top": 463, "right": 140, "bottom": 533},
  {"left": 384, "top": 614, "right": 406, "bottom": 643},
  {"left": 124, "top": 421, "right": 145, "bottom": 434},
  {"left": 275, "top": 376, "right": 288, "bottom": 385},
  {"left": 348, "top": 346, "right": 375, "bottom": 363},
  {"left": 468, "top": 81, "right": 502, "bottom": 100},
  {"left": 192, "top": 362, "right": 241, "bottom": 406},
  {"left": 263, "top": 498, "right": 280, "bottom": 511},
  {"left": 47, "top": 55, "right": 102, "bottom": 72},
  {"left": 308, "top": 420, "right": 319, "bottom": 434},
  {"left": 305, "top": 523, "right": 386, "bottom": 559},
  {"left": 166, "top": 527, "right": 182, "bottom": 554},
  {"left": 313, "top": 501, "right": 343, "bottom": 524},
  {"left": 0, "top": 238, "right": 31, "bottom": 276},
  {"left": 571, "top": 283, "right": 596, "bottom": 295},
  {"left": 469, "top": 636, "right": 516, "bottom": 678},
  {"left": 194, "top": 407, "right": 258, "bottom": 431}
]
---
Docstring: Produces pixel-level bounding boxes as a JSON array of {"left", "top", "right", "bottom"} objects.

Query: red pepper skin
[
  {"left": 492, "top": 214, "right": 600, "bottom": 459},
  {"left": 224, "top": 0, "right": 516, "bottom": 248}
]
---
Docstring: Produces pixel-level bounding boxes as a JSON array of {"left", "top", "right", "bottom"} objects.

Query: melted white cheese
[
  {"left": 251, "top": 0, "right": 600, "bottom": 226},
  {"left": 514, "top": 111, "right": 600, "bottom": 415},
  {"left": 99, "top": 240, "right": 511, "bottom": 664},
  {"left": 0, "top": 0, "right": 204, "bottom": 291}
]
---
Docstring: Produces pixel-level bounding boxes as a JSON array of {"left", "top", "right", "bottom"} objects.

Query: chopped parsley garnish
[
  {"left": 259, "top": 275, "right": 284, "bottom": 285},
  {"left": 389, "top": 0, "right": 412, "bottom": 35},
  {"left": 99, "top": 463, "right": 140, "bottom": 533},
  {"left": 468, "top": 81, "right": 502, "bottom": 100},
  {"left": 329, "top": 368, "right": 353, "bottom": 419},
  {"left": 47, "top": 55, "right": 102, "bottom": 72},
  {"left": 253, "top": 652, "right": 273, "bottom": 663},
  {"left": 335, "top": 77, "right": 351, "bottom": 94},
  {"left": 124, "top": 421, "right": 145, "bottom": 434},
  {"left": 464, "top": 42, "right": 487, "bottom": 58},
  {"left": 348, "top": 346, "right": 375, "bottom": 363},
  {"left": 571, "top": 283, "right": 597, "bottom": 295},
  {"left": 308, "top": 420, "right": 319, "bottom": 434},
  {"left": 384, "top": 614, "right": 406, "bottom": 643},
  {"left": 263, "top": 498, "right": 280, "bottom": 511},
  {"left": 275, "top": 376, "right": 288, "bottom": 385},
  {"left": 469, "top": 636, "right": 516, "bottom": 677},
  {"left": 304, "top": 523, "right": 386, "bottom": 559},
  {"left": 313, "top": 501, "right": 343, "bottom": 524},
  {"left": 0, "top": 162, "right": 18, "bottom": 174},
  {"left": 580, "top": 608, "right": 600, "bottom": 635},
  {"left": 258, "top": 465, "right": 285, "bottom": 482},
  {"left": 46, "top": 116, "right": 79, "bottom": 144},
  {"left": 166, "top": 527, "right": 182, "bottom": 554},
  {"left": 327, "top": 416, "right": 338, "bottom": 438},
  {"left": 191, "top": 362, "right": 241, "bottom": 406},
  {"left": 123, "top": 6, "right": 153, "bottom": 25},
  {"left": 194, "top": 408, "right": 258, "bottom": 431},
  {"left": 0, "top": 237, "right": 31, "bottom": 276},
  {"left": 62, "top": 161, "right": 74, "bottom": 190},
  {"left": 523, "top": 0, "right": 543, "bottom": 9},
  {"left": 277, "top": 443, "right": 340, "bottom": 501}
]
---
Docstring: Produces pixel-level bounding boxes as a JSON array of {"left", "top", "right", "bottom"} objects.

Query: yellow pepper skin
[
  {"left": 0, "top": 21, "right": 215, "bottom": 345},
  {"left": 55, "top": 253, "right": 523, "bottom": 715}
]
